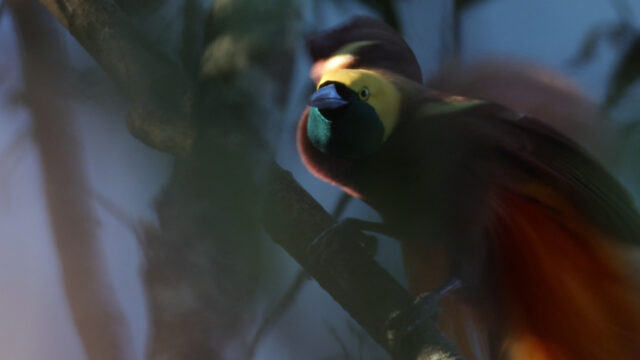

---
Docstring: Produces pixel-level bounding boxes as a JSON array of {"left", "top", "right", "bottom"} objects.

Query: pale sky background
[{"left": 1, "top": 0, "right": 639, "bottom": 359}]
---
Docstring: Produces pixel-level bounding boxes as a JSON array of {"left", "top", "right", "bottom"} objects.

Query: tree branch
[
  {"left": 34, "top": 0, "right": 460, "bottom": 358},
  {"left": 39, "top": 0, "right": 195, "bottom": 155},
  {"left": 262, "top": 166, "right": 413, "bottom": 349}
]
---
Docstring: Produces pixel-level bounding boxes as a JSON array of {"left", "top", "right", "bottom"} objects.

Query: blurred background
[{"left": 1, "top": 0, "right": 640, "bottom": 359}]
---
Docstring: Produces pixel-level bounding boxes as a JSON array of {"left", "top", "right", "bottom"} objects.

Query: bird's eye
[{"left": 359, "top": 87, "right": 370, "bottom": 101}]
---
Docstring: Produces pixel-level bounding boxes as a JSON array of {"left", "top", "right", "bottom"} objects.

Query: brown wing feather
[{"left": 432, "top": 102, "right": 640, "bottom": 244}]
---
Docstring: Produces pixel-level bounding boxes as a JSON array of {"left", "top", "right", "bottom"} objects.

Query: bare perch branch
[
  {"left": 263, "top": 165, "right": 412, "bottom": 348},
  {"left": 248, "top": 270, "right": 309, "bottom": 359}
]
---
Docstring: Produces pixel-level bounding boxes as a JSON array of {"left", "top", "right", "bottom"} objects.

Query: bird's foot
[{"left": 386, "top": 279, "right": 465, "bottom": 360}]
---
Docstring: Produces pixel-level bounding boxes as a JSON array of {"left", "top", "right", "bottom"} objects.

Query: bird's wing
[
  {"left": 435, "top": 101, "right": 640, "bottom": 245},
  {"left": 400, "top": 100, "right": 640, "bottom": 359},
  {"left": 502, "top": 113, "right": 640, "bottom": 244},
  {"left": 427, "top": 102, "right": 640, "bottom": 359}
]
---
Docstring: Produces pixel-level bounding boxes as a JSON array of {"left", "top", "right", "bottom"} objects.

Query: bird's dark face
[{"left": 307, "top": 69, "right": 400, "bottom": 158}]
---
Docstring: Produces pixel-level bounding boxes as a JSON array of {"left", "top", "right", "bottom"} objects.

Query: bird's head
[{"left": 307, "top": 69, "right": 401, "bottom": 158}]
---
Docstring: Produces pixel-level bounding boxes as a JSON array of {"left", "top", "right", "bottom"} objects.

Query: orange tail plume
[{"left": 491, "top": 187, "right": 640, "bottom": 360}]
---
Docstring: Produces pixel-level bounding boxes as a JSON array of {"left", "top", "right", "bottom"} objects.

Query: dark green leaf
[
  {"left": 113, "top": 0, "right": 168, "bottom": 15},
  {"left": 606, "top": 35, "right": 640, "bottom": 108},
  {"left": 569, "top": 22, "right": 634, "bottom": 66},
  {"left": 454, "top": 0, "right": 489, "bottom": 13}
]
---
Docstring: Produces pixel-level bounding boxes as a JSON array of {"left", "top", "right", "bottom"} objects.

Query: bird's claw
[{"left": 386, "top": 279, "right": 465, "bottom": 360}]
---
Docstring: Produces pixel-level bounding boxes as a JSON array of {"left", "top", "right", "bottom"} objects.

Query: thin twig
[
  {"left": 332, "top": 192, "right": 352, "bottom": 219},
  {"left": 92, "top": 189, "right": 139, "bottom": 234},
  {"left": 326, "top": 321, "right": 353, "bottom": 358},
  {"left": 248, "top": 192, "right": 352, "bottom": 358},
  {"left": 247, "top": 270, "right": 310, "bottom": 359}
]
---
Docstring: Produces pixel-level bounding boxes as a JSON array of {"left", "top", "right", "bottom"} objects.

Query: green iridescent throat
[{"left": 307, "top": 102, "right": 384, "bottom": 158}]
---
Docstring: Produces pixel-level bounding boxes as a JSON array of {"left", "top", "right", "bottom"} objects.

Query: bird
[{"left": 298, "top": 18, "right": 640, "bottom": 360}]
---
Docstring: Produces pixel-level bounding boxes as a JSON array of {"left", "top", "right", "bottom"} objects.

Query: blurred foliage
[
  {"left": 454, "top": 0, "right": 489, "bottom": 14},
  {"left": 113, "top": 0, "right": 167, "bottom": 15},
  {"left": 568, "top": 21, "right": 640, "bottom": 108},
  {"left": 569, "top": 23, "right": 635, "bottom": 66},
  {"left": 566, "top": 0, "right": 640, "bottom": 204},
  {"left": 606, "top": 35, "right": 640, "bottom": 107},
  {"left": 354, "top": 0, "right": 399, "bottom": 30},
  {"left": 568, "top": 0, "right": 640, "bottom": 108}
]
